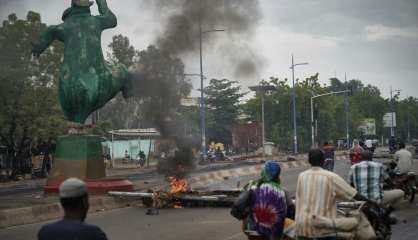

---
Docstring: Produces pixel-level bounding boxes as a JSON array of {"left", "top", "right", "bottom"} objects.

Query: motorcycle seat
[{"left": 337, "top": 201, "right": 364, "bottom": 209}]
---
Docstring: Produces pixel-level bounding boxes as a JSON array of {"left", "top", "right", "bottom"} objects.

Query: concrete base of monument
[{"left": 44, "top": 134, "right": 133, "bottom": 194}]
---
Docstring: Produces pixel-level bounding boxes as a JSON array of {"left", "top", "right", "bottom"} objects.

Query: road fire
[{"left": 168, "top": 176, "right": 188, "bottom": 194}]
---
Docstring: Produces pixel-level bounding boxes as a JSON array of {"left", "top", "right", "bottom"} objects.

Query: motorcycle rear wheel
[{"left": 407, "top": 180, "right": 416, "bottom": 203}]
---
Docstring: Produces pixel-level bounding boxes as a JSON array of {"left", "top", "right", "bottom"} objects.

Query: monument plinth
[{"left": 44, "top": 134, "right": 133, "bottom": 194}]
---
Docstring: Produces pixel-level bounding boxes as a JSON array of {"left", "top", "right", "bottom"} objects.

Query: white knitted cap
[{"left": 59, "top": 178, "right": 87, "bottom": 198}]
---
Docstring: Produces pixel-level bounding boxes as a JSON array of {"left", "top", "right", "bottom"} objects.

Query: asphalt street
[{"left": 1, "top": 152, "right": 417, "bottom": 240}]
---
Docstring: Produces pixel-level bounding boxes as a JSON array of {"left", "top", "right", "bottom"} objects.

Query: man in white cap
[{"left": 38, "top": 178, "right": 108, "bottom": 240}]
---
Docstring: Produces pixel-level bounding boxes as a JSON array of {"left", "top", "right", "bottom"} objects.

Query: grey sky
[{"left": 1, "top": 0, "right": 417, "bottom": 98}]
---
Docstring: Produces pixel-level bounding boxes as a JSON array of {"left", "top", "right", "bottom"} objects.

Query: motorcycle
[
  {"left": 243, "top": 200, "right": 394, "bottom": 240},
  {"left": 386, "top": 172, "right": 416, "bottom": 203},
  {"left": 384, "top": 162, "right": 416, "bottom": 203},
  {"left": 336, "top": 201, "right": 395, "bottom": 240}
]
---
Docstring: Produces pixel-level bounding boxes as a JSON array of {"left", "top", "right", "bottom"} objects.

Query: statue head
[
  {"left": 72, "top": 0, "right": 94, "bottom": 7},
  {"left": 63, "top": 0, "right": 93, "bottom": 21}
]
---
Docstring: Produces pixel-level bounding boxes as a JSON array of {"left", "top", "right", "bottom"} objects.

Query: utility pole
[
  {"left": 408, "top": 112, "right": 411, "bottom": 143},
  {"left": 344, "top": 73, "right": 350, "bottom": 148},
  {"left": 407, "top": 97, "right": 411, "bottom": 143},
  {"left": 197, "top": 8, "right": 224, "bottom": 159},
  {"left": 261, "top": 92, "right": 265, "bottom": 156},
  {"left": 291, "top": 55, "right": 297, "bottom": 154},
  {"left": 390, "top": 86, "right": 394, "bottom": 137},
  {"left": 199, "top": 15, "right": 206, "bottom": 158},
  {"left": 290, "top": 54, "right": 308, "bottom": 154},
  {"left": 249, "top": 85, "right": 276, "bottom": 156}
]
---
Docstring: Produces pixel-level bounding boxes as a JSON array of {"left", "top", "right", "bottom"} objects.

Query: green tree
[
  {"left": 204, "top": 78, "right": 246, "bottom": 145},
  {"left": 107, "top": 35, "right": 137, "bottom": 67},
  {"left": 243, "top": 74, "right": 401, "bottom": 152},
  {"left": 0, "top": 12, "right": 66, "bottom": 174}
]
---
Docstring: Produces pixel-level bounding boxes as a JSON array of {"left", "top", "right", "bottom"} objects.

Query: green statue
[{"left": 32, "top": 0, "right": 129, "bottom": 124}]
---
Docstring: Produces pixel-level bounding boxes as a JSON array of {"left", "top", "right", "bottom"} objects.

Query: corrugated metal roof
[{"left": 108, "top": 128, "right": 160, "bottom": 137}]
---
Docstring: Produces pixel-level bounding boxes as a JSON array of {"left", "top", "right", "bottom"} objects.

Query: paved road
[
  {"left": 0, "top": 207, "right": 245, "bottom": 240},
  {"left": 1, "top": 153, "right": 417, "bottom": 239}
]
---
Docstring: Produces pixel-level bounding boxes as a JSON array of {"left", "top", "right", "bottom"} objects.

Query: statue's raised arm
[
  {"left": 96, "top": 0, "right": 117, "bottom": 30},
  {"left": 32, "top": 25, "right": 64, "bottom": 57}
]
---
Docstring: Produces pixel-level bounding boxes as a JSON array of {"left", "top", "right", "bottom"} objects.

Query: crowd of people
[{"left": 238, "top": 140, "right": 414, "bottom": 240}]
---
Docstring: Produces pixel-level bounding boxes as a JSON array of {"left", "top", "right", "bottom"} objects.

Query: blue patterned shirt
[{"left": 349, "top": 161, "right": 388, "bottom": 202}]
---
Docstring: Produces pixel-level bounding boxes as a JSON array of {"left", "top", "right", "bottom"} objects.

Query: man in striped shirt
[
  {"left": 349, "top": 151, "right": 404, "bottom": 207},
  {"left": 295, "top": 149, "right": 369, "bottom": 240}
]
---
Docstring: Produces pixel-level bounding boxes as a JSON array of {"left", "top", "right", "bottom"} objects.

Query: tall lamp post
[
  {"left": 198, "top": 16, "right": 224, "bottom": 158},
  {"left": 310, "top": 90, "right": 350, "bottom": 148},
  {"left": 290, "top": 54, "right": 308, "bottom": 154},
  {"left": 249, "top": 85, "right": 276, "bottom": 155}
]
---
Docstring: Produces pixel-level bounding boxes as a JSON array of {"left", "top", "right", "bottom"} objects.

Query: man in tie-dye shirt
[{"left": 244, "top": 161, "right": 288, "bottom": 240}]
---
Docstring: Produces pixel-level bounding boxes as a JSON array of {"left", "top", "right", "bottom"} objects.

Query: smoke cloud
[{"left": 150, "top": 0, "right": 263, "bottom": 79}]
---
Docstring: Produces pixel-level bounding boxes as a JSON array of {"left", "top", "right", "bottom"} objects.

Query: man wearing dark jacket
[{"left": 38, "top": 178, "right": 107, "bottom": 240}]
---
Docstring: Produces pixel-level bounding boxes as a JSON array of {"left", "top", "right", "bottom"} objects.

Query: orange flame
[{"left": 168, "top": 176, "right": 188, "bottom": 194}]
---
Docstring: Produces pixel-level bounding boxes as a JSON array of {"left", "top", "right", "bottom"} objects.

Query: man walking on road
[
  {"left": 322, "top": 142, "right": 335, "bottom": 171},
  {"left": 38, "top": 178, "right": 108, "bottom": 240},
  {"left": 295, "top": 149, "right": 369, "bottom": 240},
  {"left": 349, "top": 151, "right": 404, "bottom": 208}
]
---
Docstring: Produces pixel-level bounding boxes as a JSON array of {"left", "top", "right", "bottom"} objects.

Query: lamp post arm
[
  {"left": 312, "top": 90, "right": 350, "bottom": 100},
  {"left": 201, "top": 29, "right": 225, "bottom": 34},
  {"left": 310, "top": 89, "right": 350, "bottom": 148}
]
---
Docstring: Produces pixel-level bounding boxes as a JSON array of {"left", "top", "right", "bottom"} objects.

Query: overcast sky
[{"left": 1, "top": 0, "right": 417, "bottom": 99}]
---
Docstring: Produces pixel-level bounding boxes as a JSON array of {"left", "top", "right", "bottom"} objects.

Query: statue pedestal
[{"left": 44, "top": 134, "right": 133, "bottom": 194}]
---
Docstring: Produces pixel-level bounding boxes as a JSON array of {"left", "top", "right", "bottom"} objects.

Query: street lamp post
[
  {"left": 249, "top": 85, "right": 276, "bottom": 156},
  {"left": 310, "top": 90, "right": 350, "bottom": 148},
  {"left": 197, "top": 16, "right": 224, "bottom": 158},
  {"left": 290, "top": 54, "right": 308, "bottom": 154}
]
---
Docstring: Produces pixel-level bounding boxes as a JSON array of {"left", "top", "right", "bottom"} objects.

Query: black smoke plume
[{"left": 152, "top": 0, "right": 263, "bottom": 79}]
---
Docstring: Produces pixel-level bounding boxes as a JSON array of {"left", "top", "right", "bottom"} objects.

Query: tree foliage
[
  {"left": 204, "top": 79, "right": 246, "bottom": 145},
  {"left": 0, "top": 12, "right": 66, "bottom": 170},
  {"left": 244, "top": 75, "right": 418, "bottom": 152}
]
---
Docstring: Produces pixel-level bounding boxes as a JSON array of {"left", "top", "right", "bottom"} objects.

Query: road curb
[{"left": 0, "top": 196, "right": 136, "bottom": 229}]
